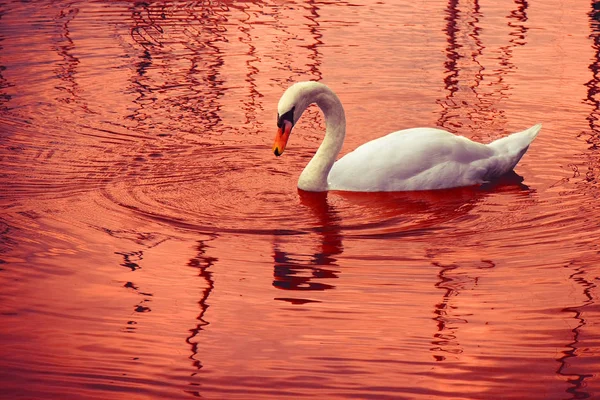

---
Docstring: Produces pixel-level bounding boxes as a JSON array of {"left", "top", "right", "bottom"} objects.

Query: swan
[{"left": 273, "top": 81, "right": 541, "bottom": 192}]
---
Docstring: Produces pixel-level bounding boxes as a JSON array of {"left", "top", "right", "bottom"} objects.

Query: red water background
[{"left": 1, "top": 0, "right": 600, "bottom": 399}]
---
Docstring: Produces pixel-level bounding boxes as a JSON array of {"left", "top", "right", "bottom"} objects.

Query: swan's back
[{"left": 328, "top": 124, "right": 541, "bottom": 192}]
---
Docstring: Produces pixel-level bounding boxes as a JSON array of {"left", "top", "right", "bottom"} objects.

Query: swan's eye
[{"left": 277, "top": 106, "right": 295, "bottom": 128}]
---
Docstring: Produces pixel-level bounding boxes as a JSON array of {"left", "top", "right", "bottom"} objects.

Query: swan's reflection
[
  {"left": 337, "top": 171, "right": 531, "bottom": 235},
  {"left": 272, "top": 191, "right": 343, "bottom": 304},
  {"left": 273, "top": 174, "right": 532, "bottom": 305}
]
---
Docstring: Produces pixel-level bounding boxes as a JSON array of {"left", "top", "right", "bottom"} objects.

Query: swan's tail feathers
[
  {"left": 489, "top": 123, "right": 541, "bottom": 163},
  {"left": 484, "top": 123, "right": 541, "bottom": 179},
  {"left": 489, "top": 123, "right": 542, "bottom": 154}
]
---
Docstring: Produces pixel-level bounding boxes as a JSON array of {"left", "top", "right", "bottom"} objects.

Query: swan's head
[
  {"left": 273, "top": 106, "right": 295, "bottom": 157},
  {"left": 273, "top": 81, "right": 324, "bottom": 156}
]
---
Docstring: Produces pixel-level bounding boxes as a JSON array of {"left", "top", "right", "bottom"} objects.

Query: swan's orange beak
[{"left": 273, "top": 120, "right": 292, "bottom": 156}]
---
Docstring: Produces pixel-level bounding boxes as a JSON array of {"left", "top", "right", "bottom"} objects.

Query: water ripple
[{"left": 2, "top": 0, "right": 600, "bottom": 399}]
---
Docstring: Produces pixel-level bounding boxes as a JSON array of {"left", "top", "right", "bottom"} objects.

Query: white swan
[{"left": 273, "top": 81, "right": 541, "bottom": 192}]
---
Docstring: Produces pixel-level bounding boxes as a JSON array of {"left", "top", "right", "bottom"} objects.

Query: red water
[{"left": 1, "top": 0, "right": 600, "bottom": 399}]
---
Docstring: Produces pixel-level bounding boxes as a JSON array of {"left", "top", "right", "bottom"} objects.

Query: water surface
[{"left": 1, "top": 0, "right": 600, "bottom": 399}]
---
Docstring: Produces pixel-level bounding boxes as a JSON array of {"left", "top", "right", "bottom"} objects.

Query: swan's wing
[{"left": 328, "top": 128, "right": 495, "bottom": 191}]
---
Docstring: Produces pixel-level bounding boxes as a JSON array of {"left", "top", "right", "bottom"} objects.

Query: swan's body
[{"left": 273, "top": 81, "right": 541, "bottom": 192}]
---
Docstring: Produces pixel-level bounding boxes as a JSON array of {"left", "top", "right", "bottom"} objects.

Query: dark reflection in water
[
  {"left": 582, "top": 0, "right": 600, "bottom": 192},
  {"left": 237, "top": 3, "right": 263, "bottom": 134},
  {"left": 497, "top": 0, "right": 528, "bottom": 104},
  {"left": 272, "top": 191, "right": 343, "bottom": 303},
  {"left": 438, "top": 0, "right": 529, "bottom": 136},
  {"left": 110, "top": 230, "right": 172, "bottom": 332},
  {"left": 54, "top": 5, "right": 86, "bottom": 112},
  {"left": 0, "top": 8, "right": 9, "bottom": 110},
  {"left": 115, "top": 247, "right": 153, "bottom": 330},
  {"left": 127, "top": 1, "right": 227, "bottom": 134},
  {"left": 2, "top": 0, "right": 600, "bottom": 398},
  {"left": 302, "top": 0, "right": 324, "bottom": 81},
  {"left": 0, "top": 221, "right": 13, "bottom": 265},
  {"left": 556, "top": 263, "right": 596, "bottom": 400},
  {"left": 124, "top": 279, "right": 153, "bottom": 314},
  {"left": 430, "top": 262, "right": 465, "bottom": 361},
  {"left": 186, "top": 237, "right": 218, "bottom": 389},
  {"left": 430, "top": 260, "right": 494, "bottom": 362},
  {"left": 586, "top": 1, "right": 600, "bottom": 151},
  {"left": 116, "top": 250, "right": 143, "bottom": 272},
  {"left": 272, "top": 177, "right": 531, "bottom": 307},
  {"left": 438, "top": 0, "right": 484, "bottom": 131},
  {"left": 506, "top": 1, "right": 529, "bottom": 47}
]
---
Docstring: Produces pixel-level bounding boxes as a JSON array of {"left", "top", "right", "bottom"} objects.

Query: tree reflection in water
[
  {"left": 556, "top": 263, "right": 596, "bottom": 400},
  {"left": 438, "top": 0, "right": 530, "bottom": 140},
  {"left": 186, "top": 237, "right": 218, "bottom": 375},
  {"left": 430, "top": 260, "right": 495, "bottom": 362}
]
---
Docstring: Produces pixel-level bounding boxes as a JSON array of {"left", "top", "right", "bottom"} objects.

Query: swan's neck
[{"left": 298, "top": 91, "right": 346, "bottom": 192}]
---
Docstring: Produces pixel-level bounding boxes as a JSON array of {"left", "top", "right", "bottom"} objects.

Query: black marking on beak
[
  {"left": 277, "top": 106, "right": 295, "bottom": 128},
  {"left": 274, "top": 148, "right": 281, "bottom": 157}
]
